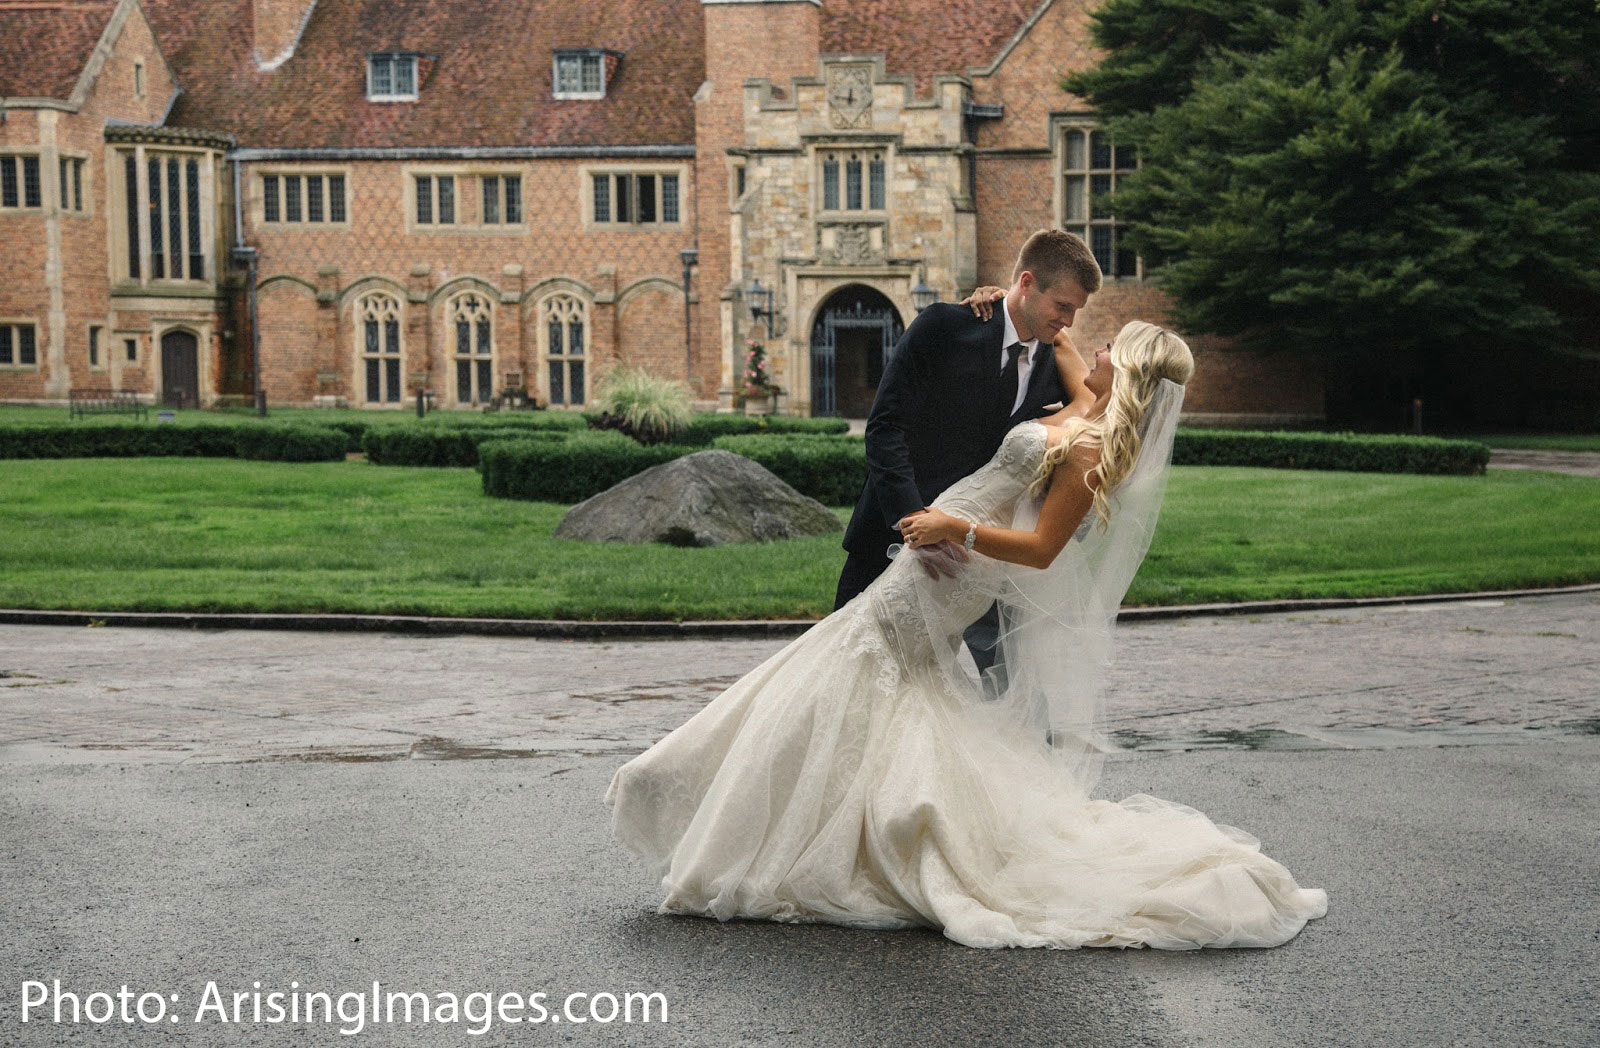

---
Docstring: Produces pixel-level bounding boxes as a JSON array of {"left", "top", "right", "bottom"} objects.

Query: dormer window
[
  {"left": 368, "top": 53, "right": 418, "bottom": 101},
  {"left": 553, "top": 50, "right": 606, "bottom": 99}
]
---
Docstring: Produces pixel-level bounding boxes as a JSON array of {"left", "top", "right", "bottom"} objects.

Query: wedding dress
[{"left": 606, "top": 417, "right": 1328, "bottom": 950}]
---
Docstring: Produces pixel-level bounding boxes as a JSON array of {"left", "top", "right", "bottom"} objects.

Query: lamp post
[
  {"left": 747, "top": 276, "right": 775, "bottom": 338},
  {"left": 911, "top": 277, "right": 939, "bottom": 314},
  {"left": 679, "top": 247, "right": 698, "bottom": 386}
]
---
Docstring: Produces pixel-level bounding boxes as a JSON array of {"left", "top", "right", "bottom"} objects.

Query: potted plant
[{"left": 742, "top": 340, "right": 775, "bottom": 416}]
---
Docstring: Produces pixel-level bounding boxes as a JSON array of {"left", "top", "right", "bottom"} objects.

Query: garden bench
[{"left": 69, "top": 389, "right": 148, "bottom": 420}]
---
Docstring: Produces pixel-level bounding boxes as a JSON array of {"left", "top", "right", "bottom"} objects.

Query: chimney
[{"left": 253, "top": 0, "right": 318, "bottom": 70}]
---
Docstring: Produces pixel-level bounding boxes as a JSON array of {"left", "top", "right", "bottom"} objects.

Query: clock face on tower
[{"left": 827, "top": 66, "right": 872, "bottom": 129}]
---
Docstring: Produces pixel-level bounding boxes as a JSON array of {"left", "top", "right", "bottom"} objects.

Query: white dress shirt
[{"left": 1001, "top": 294, "right": 1040, "bottom": 416}]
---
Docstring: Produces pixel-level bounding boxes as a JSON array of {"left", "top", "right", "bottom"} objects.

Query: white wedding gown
[{"left": 607, "top": 422, "right": 1328, "bottom": 950}]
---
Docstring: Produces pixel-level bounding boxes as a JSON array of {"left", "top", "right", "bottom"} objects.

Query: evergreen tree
[{"left": 1065, "top": 0, "right": 1600, "bottom": 425}]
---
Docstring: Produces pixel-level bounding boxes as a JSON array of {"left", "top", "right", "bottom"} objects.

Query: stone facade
[{"left": 0, "top": 0, "right": 1325, "bottom": 423}]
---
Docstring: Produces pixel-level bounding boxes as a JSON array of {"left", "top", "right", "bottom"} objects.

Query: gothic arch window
[
  {"left": 449, "top": 292, "right": 494, "bottom": 405},
  {"left": 542, "top": 294, "right": 587, "bottom": 406},
  {"left": 356, "top": 292, "right": 403, "bottom": 404}
]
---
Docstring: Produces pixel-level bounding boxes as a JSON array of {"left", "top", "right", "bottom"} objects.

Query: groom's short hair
[{"left": 1013, "top": 229, "right": 1103, "bottom": 294}]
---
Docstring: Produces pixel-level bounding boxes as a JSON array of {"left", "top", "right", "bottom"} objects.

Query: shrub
[
  {"left": 764, "top": 416, "right": 851, "bottom": 436},
  {"left": 480, "top": 432, "right": 694, "bottom": 502},
  {"left": 675, "top": 413, "right": 854, "bottom": 446},
  {"left": 426, "top": 411, "right": 586, "bottom": 431},
  {"left": 365, "top": 426, "right": 567, "bottom": 467},
  {"left": 711, "top": 434, "right": 866, "bottom": 505},
  {"left": 233, "top": 425, "right": 349, "bottom": 462},
  {"left": 1172, "top": 429, "right": 1490, "bottom": 475},
  {"left": 0, "top": 423, "right": 237, "bottom": 458},
  {"left": 315, "top": 419, "right": 373, "bottom": 452},
  {"left": 591, "top": 367, "right": 693, "bottom": 444}
]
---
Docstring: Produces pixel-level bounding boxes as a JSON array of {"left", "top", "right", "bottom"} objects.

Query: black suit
[{"left": 834, "top": 302, "right": 1068, "bottom": 669}]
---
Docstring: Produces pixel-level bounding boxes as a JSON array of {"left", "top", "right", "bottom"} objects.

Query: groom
[{"left": 834, "top": 229, "right": 1103, "bottom": 671}]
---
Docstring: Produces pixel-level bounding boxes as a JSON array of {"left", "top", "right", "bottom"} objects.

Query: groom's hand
[{"left": 913, "top": 540, "right": 970, "bottom": 581}]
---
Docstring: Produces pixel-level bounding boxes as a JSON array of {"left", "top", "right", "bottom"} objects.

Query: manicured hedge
[
  {"left": 711, "top": 434, "right": 866, "bottom": 505},
  {"left": 676, "top": 414, "right": 852, "bottom": 445},
  {"left": 479, "top": 433, "right": 694, "bottom": 502},
  {"left": 233, "top": 425, "right": 350, "bottom": 462},
  {"left": 316, "top": 419, "right": 373, "bottom": 453},
  {"left": 365, "top": 426, "right": 567, "bottom": 467},
  {"left": 0, "top": 423, "right": 239, "bottom": 459},
  {"left": 1172, "top": 429, "right": 1490, "bottom": 475},
  {"left": 431, "top": 411, "right": 587, "bottom": 431}
]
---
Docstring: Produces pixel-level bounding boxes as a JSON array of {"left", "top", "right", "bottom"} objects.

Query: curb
[{"left": 2, "top": 583, "right": 1597, "bottom": 639}]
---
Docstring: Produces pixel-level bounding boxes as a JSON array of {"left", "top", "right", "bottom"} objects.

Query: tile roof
[
  {"left": 0, "top": 0, "right": 118, "bottom": 101},
  {"left": 140, "top": 0, "right": 705, "bottom": 149},
  {"left": 820, "top": 0, "right": 1041, "bottom": 95}
]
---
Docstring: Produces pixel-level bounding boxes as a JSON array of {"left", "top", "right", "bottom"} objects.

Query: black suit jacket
[{"left": 842, "top": 302, "right": 1068, "bottom": 557}]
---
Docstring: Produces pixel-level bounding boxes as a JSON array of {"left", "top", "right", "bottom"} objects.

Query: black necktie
[{"left": 998, "top": 342, "right": 1024, "bottom": 416}]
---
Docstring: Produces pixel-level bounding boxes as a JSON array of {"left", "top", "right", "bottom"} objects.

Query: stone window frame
[
  {"left": 404, "top": 165, "right": 529, "bottom": 234},
  {"left": 111, "top": 145, "right": 215, "bottom": 286},
  {"left": 552, "top": 50, "right": 606, "bottom": 100},
  {"left": 367, "top": 53, "right": 419, "bottom": 102},
  {"left": 133, "top": 59, "right": 145, "bottom": 99},
  {"left": 87, "top": 324, "right": 106, "bottom": 372},
  {"left": 815, "top": 147, "right": 889, "bottom": 215},
  {"left": 258, "top": 167, "right": 351, "bottom": 229},
  {"left": 581, "top": 162, "right": 687, "bottom": 231},
  {"left": 0, "top": 152, "right": 45, "bottom": 211},
  {"left": 1053, "top": 116, "right": 1143, "bottom": 282},
  {"left": 538, "top": 292, "right": 590, "bottom": 408},
  {"left": 354, "top": 291, "right": 405, "bottom": 405},
  {"left": 118, "top": 331, "right": 142, "bottom": 365},
  {"left": 0, "top": 319, "right": 40, "bottom": 371},
  {"left": 728, "top": 158, "right": 748, "bottom": 208},
  {"left": 446, "top": 290, "right": 496, "bottom": 406},
  {"left": 57, "top": 152, "right": 90, "bottom": 216},
  {"left": 477, "top": 172, "right": 526, "bottom": 229}
]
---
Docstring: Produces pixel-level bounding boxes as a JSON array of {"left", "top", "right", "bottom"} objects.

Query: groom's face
[{"left": 1015, "top": 272, "right": 1089, "bottom": 343}]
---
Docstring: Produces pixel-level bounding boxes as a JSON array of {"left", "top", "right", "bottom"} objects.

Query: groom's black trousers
[{"left": 834, "top": 550, "right": 1003, "bottom": 675}]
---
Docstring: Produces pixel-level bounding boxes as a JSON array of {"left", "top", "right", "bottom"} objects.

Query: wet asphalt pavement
[{"left": 1, "top": 591, "right": 1597, "bottom": 1046}]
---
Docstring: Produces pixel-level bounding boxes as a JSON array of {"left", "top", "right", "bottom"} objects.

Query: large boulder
[{"left": 554, "top": 449, "right": 842, "bottom": 546}]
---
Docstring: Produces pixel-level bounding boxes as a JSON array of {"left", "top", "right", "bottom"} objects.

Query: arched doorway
[
  {"left": 809, "top": 285, "right": 903, "bottom": 417},
  {"left": 160, "top": 330, "right": 200, "bottom": 408}
]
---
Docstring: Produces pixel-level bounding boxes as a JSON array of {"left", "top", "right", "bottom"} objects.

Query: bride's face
[{"left": 1085, "top": 344, "right": 1114, "bottom": 398}]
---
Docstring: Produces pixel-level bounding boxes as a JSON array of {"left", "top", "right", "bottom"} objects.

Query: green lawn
[
  {"left": 1472, "top": 433, "right": 1600, "bottom": 452},
  {"left": 0, "top": 457, "right": 1596, "bottom": 619}
]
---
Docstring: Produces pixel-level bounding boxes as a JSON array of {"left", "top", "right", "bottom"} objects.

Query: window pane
[
  {"left": 549, "top": 317, "right": 562, "bottom": 356},
  {"left": 125, "top": 155, "right": 140, "bottom": 277},
  {"left": 126, "top": 338, "right": 137, "bottom": 362},
  {"left": 570, "top": 318, "right": 584, "bottom": 356},
  {"left": 615, "top": 174, "right": 630, "bottom": 223},
  {"left": 89, "top": 327, "right": 100, "bottom": 366},
  {"left": 592, "top": 174, "right": 609, "bottom": 222},
  {"left": 1090, "top": 131, "right": 1112, "bottom": 170},
  {"left": 366, "top": 357, "right": 381, "bottom": 402},
  {"left": 548, "top": 360, "right": 564, "bottom": 404},
  {"left": 264, "top": 175, "right": 280, "bottom": 222},
  {"left": 365, "top": 318, "right": 379, "bottom": 354},
  {"left": 477, "top": 360, "right": 491, "bottom": 399},
  {"left": 482, "top": 176, "right": 499, "bottom": 224},
  {"left": 456, "top": 318, "right": 469, "bottom": 356},
  {"left": 307, "top": 175, "right": 324, "bottom": 222},
  {"left": 285, "top": 174, "right": 302, "bottom": 222},
  {"left": 505, "top": 176, "right": 522, "bottom": 223},
  {"left": 1064, "top": 174, "right": 1086, "bottom": 222},
  {"left": 569, "top": 360, "right": 584, "bottom": 404},
  {"left": 329, "top": 175, "right": 346, "bottom": 221},
  {"left": 1090, "top": 173, "right": 1111, "bottom": 219},
  {"left": 476, "top": 317, "right": 490, "bottom": 355},
  {"left": 661, "top": 174, "right": 678, "bottom": 223},
  {"left": 438, "top": 176, "right": 454, "bottom": 223},
  {"left": 372, "top": 55, "right": 392, "bottom": 96},
  {"left": 457, "top": 359, "right": 471, "bottom": 402},
  {"left": 557, "top": 55, "right": 579, "bottom": 93},
  {"left": 60, "top": 158, "right": 69, "bottom": 208},
  {"left": 186, "top": 159, "right": 202, "bottom": 279},
  {"left": 73, "top": 158, "right": 83, "bottom": 210},
  {"left": 1090, "top": 225, "right": 1113, "bottom": 274},
  {"left": 19, "top": 325, "right": 36, "bottom": 365},
  {"left": 637, "top": 174, "right": 656, "bottom": 223},
  {"left": 23, "top": 156, "right": 40, "bottom": 208},
  {"left": 0, "top": 327, "right": 10, "bottom": 364},
  {"left": 581, "top": 54, "right": 602, "bottom": 93},
  {"left": 822, "top": 155, "right": 838, "bottom": 210},
  {"left": 148, "top": 157, "right": 164, "bottom": 278},
  {"left": 385, "top": 358, "right": 400, "bottom": 402},
  {"left": 846, "top": 155, "right": 862, "bottom": 210},
  {"left": 167, "top": 158, "right": 182, "bottom": 274},
  {"left": 868, "top": 154, "right": 884, "bottom": 210},
  {"left": 1, "top": 156, "right": 15, "bottom": 207},
  {"left": 1065, "top": 130, "right": 1086, "bottom": 170},
  {"left": 395, "top": 56, "right": 415, "bottom": 95},
  {"left": 1115, "top": 234, "right": 1137, "bottom": 280},
  {"left": 416, "top": 176, "right": 432, "bottom": 223},
  {"left": 385, "top": 318, "right": 399, "bottom": 355}
]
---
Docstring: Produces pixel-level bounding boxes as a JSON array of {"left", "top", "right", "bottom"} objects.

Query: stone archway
[{"left": 808, "top": 285, "right": 903, "bottom": 417}]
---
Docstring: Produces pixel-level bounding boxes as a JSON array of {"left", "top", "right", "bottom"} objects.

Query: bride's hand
[
  {"left": 959, "top": 286, "right": 1006, "bottom": 320},
  {"left": 898, "top": 508, "right": 963, "bottom": 548}
]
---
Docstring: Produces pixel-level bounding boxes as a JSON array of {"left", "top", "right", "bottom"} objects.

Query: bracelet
[{"left": 962, "top": 522, "right": 977, "bottom": 552}]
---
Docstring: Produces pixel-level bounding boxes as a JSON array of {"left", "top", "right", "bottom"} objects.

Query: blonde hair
[{"left": 1028, "top": 321, "right": 1195, "bottom": 526}]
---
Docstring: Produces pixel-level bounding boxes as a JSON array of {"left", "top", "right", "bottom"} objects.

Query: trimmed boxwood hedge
[
  {"left": 233, "top": 425, "right": 349, "bottom": 462},
  {"left": 1172, "top": 429, "right": 1490, "bottom": 475},
  {"left": 711, "top": 434, "right": 866, "bottom": 505},
  {"left": 479, "top": 433, "right": 694, "bottom": 502},
  {"left": 365, "top": 426, "right": 568, "bottom": 467},
  {"left": 0, "top": 423, "right": 240, "bottom": 459},
  {"left": 430, "top": 411, "right": 587, "bottom": 431}
]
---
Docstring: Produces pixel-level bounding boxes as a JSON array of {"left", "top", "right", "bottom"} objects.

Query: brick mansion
[{"left": 0, "top": 0, "right": 1323, "bottom": 422}]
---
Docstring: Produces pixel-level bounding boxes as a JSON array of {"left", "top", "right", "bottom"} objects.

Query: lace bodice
[{"left": 932, "top": 421, "right": 1049, "bottom": 527}]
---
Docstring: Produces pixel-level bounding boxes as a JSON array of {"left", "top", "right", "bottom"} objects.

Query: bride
[{"left": 606, "top": 319, "right": 1328, "bottom": 950}]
